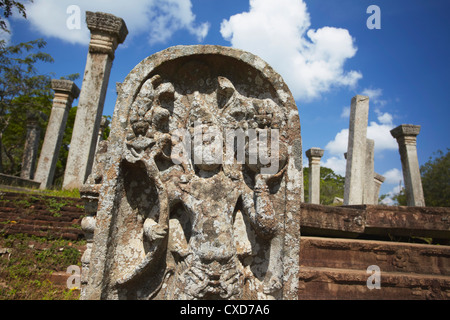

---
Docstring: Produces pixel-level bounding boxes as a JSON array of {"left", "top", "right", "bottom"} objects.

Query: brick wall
[{"left": 0, "top": 191, "right": 85, "bottom": 241}]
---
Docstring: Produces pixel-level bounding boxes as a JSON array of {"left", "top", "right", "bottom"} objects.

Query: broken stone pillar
[
  {"left": 63, "top": 11, "right": 128, "bottom": 190},
  {"left": 82, "top": 45, "right": 302, "bottom": 300},
  {"left": 344, "top": 95, "right": 369, "bottom": 205},
  {"left": 20, "top": 112, "right": 41, "bottom": 180},
  {"left": 390, "top": 124, "right": 425, "bottom": 207},
  {"left": 363, "top": 139, "right": 375, "bottom": 204},
  {"left": 96, "top": 117, "right": 110, "bottom": 150},
  {"left": 34, "top": 80, "right": 80, "bottom": 189},
  {"left": 373, "top": 173, "right": 385, "bottom": 204},
  {"left": 306, "top": 148, "right": 324, "bottom": 204}
]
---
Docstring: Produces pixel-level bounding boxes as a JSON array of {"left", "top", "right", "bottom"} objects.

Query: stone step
[
  {"left": 298, "top": 266, "right": 450, "bottom": 300},
  {"left": 1, "top": 223, "right": 83, "bottom": 240},
  {"left": 300, "top": 236, "right": 450, "bottom": 276}
]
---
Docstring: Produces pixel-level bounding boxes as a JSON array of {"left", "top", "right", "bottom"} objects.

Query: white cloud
[
  {"left": 220, "top": 0, "right": 362, "bottom": 101},
  {"left": 325, "top": 110, "right": 397, "bottom": 157},
  {"left": 380, "top": 184, "right": 402, "bottom": 205},
  {"left": 322, "top": 155, "right": 346, "bottom": 176},
  {"left": 362, "top": 87, "right": 387, "bottom": 107},
  {"left": 382, "top": 168, "right": 403, "bottom": 185},
  {"left": 340, "top": 106, "right": 350, "bottom": 118},
  {"left": 325, "top": 128, "right": 349, "bottom": 156},
  {"left": 362, "top": 88, "right": 382, "bottom": 101},
  {"left": 367, "top": 120, "right": 397, "bottom": 152},
  {"left": 376, "top": 111, "right": 393, "bottom": 125},
  {"left": 24, "top": 0, "right": 209, "bottom": 45}
]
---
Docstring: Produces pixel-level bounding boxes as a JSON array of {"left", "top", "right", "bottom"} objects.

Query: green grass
[
  {"left": 0, "top": 233, "right": 85, "bottom": 300},
  {"left": 0, "top": 187, "right": 80, "bottom": 199}
]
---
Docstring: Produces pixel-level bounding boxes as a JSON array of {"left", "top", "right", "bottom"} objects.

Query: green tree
[
  {"left": 420, "top": 149, "right": 450, "bottom": 207},
  {"left": 391, "top": 188, "right": 407, "bottom": 206},
  {"left": 303, "top": 166, "right": 345, "bottom": 205},
  {"left": 0, "top": 39, "right": 54, "bottom": 174},
  {"left": 0, "top": 39, "right": 79, "bottom": 181},
  {"left": 387, "top": 148, "right": 449, "bottom": 207},
  {"left": 0, "top": 0, "right": 29, "bottom": 34}
]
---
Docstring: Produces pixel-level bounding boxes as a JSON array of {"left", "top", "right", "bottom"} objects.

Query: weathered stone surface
[
  {"left": 63, "top": 12, "right": 128, "bottom": 191},
  {"left": 344, "top": 95, "right": 369, "bottom": 205},
  {"left": 390, "top": 124, "right": 425, "bottom": 207},
  {"left": 86, "top": 11, "right": 128, "bottom": 59},
  {"left": 34, "top": 80, "right": 79, "bottom": 189},
  {"left": 299, "top": 236, "right": 450, "bottom": 300},
  {"left": 363, "top": 139, "right": 375, "bottom": 204},
  {"left": 20, "top": 112, "right": 41, "bottom": 180},
  {"left": 305, "top": 148, "right": 324, "bottom": 204},
  {"left": 0, "top": 173, "right": 40, "bottom": 189},
  {"left": 373, "top": 173, "right": 385, "bottom": 204},
  {"left": 81, "top": 45, "right": 302, "bottom": 300},
  {"left": 301, "top": 203, "right": 450, "bottom": 242}
]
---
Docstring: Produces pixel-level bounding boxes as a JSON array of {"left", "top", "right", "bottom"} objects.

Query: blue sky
[{"left": 2, "top": 0, "right": 449, "bottom": 202}]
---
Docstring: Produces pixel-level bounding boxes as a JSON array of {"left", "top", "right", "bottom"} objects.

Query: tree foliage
[
  {"left": 0, "top": 0, "right": 29, "bottom": 34},
  {"left": 387, "top": 148, "right": 449, "bottom": 207},
  {"left": 0, "top": 39, "right": 80, "bottom": 185},
  {"left": 303, "top": 166, "right": 345, "bottom": 205},
  {"left": 420, "top": 149, "right": 450, "bottom": 207},
  {"left": 0, "top": 39, "right": 54, "bottom": 174}
]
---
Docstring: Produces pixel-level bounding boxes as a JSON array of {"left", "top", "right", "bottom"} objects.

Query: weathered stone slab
[
  {"left": 301, "top": 203, "right": 450, "bottom": 241},
  {"left": 299, "top": 236, "right": 450, "bottom": 300},
  {"left": 82, "top": 45, "right": 302, "bottom": 300},
  {"left": 0, "top": 173, "right": 40, "bottom": 189}
]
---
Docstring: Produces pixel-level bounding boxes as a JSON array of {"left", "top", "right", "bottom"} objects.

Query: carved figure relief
[{"left": 82, "top": 46, "right": 302, "bottom": 300}]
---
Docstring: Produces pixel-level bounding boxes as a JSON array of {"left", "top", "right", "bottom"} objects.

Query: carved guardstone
[{"left": 81, "top": 45, "right": 302, "bottom": 300}]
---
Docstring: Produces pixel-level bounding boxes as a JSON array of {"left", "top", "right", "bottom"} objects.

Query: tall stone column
[
  {"left": 373, "top": 173, "right": 385, "bottom": 204},
  {"left": 363, "top": 139, "right": 375, "bottom": 204},
  {"left": 63, "top": 11, "right": 128, "bottom": 190},
  {"left": 34, "top": 80, "right": 80, "bottom": 189},
  {"left": 306, "top": 148, "right": 324, "bottom": 204},
  {"left": 390, "top": 124, "right": 425, "bottom": 207},
  {"left": 20, "top": 112, "right": 41, "bottom": 180},
  {"left": 344, "top": 95, "right": 369, "bottom": 205},
  {"left": 96, "top": 117, "right": 110, "bottom": 150}
]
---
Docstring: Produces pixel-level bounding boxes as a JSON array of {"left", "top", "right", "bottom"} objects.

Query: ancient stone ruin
[
  {"left": 63, "top": 11, "right": 128, "bottom": 191},
  {"left": 81, "top": 45, "right": 303, "bottom": 300}
]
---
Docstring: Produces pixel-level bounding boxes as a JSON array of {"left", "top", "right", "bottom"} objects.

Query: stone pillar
[
  {"left": 34, "top": 80, "right": 80, "bottom": 189},
  {"left": 390, "top": 124, "right": 425, "bottom": 207},
  {"left": 373, "top": 173, "right": 385, "bottom": 204},
  {"left": 20, "top": 112, "right": 41, "bottom": 180},
  {"left": 344, "top": 95, "right": 369, "bottom": 205},
  {"left": 363, "top": 139, "right": 375, "bottom": 204},
  {"left": 96, "top": 117, "right": 110, "bottom": 150},
  {"left": 306, "top": 148, "right": 324, "bottom": 204},
  {"left": 63, "top": 11, "right": 128, "bottom": 190}
]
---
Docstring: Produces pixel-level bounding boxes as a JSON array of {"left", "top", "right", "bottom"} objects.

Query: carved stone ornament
[{"left": 82, "top": 45, "right": 302, "bottom": 300}]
